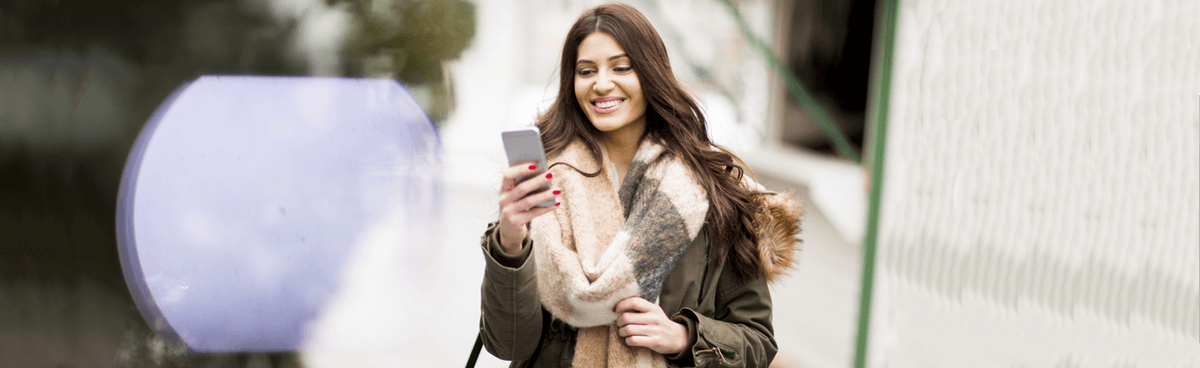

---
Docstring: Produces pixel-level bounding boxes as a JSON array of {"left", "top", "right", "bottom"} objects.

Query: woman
[{"left": 479, "top": 3, "right": 801, "bottom": 367}]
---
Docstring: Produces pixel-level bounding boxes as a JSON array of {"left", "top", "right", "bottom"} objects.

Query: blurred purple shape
[{"left": 116, "top": 76, "right": 443, "bottom": 352}]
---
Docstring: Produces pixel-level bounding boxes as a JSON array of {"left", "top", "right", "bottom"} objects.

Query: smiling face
[{"left": 574, "top": 32, "right": 647, "bottom": 143}]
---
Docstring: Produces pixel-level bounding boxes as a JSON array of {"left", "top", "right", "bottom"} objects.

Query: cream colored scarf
[{"left": 530, "top": 139, "right": 709, "bottom": 368}]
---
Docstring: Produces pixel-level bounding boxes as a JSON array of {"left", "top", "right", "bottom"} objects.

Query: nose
[{"left": 592, "top": 71, "right": 615, "bottom": 94}]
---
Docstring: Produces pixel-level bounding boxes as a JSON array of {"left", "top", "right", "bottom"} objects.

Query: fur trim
[{"left": 753, "top": 189, "right": 803, "bottom": 284}]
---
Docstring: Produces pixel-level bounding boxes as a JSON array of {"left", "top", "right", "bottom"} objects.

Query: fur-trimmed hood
[{"left": 749, "top": 185, "right": 803, "bottom": 284}]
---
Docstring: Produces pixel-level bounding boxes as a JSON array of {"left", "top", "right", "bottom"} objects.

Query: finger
[
  {"left": 501, "top": 162, "right": 541, "bottom": 183},
  {"left": 509, "top": 186, "right": 559, "bottom": 212},
  {"left": 616, "top": 311, "right": 653, "bottom": 327},
  {"left": 500, "top": 172, "right": 554, "bottom": 205},
  {"left": 624, "top": 335, "right": 655, "bottom": 349},
  {"left": 614, "top": 297, "right": 637, "bottom": 313},
  {"left": 501, "top": 192, "right": 557, "bottom": 222},
  {"left": 508, "top": 196, "right": 560, "bottom": 222},
  {"left": 507, "top": 203, "right": 559, "bottom": 226},
  {"left": 499, "top": 171, "right": 553, "bottom": 204},
  {"left": 614, "top": 297, "right": 655, "bottom": 313},
  {"left": 616, "top": 312, "right": 633, "bottom": 327},
  {"left": 618, "top": 323, "right": 648, "bottom": 338},
  {"left": 512, "top": 171, "right": 554, "bottom": 196},
  {"left": 499, "top": 162, "right": 541, "bottom": 193}
]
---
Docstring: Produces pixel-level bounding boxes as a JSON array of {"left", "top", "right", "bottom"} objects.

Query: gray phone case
[{"left": 501, "top": 127, "right": 555, "bottom": 208}]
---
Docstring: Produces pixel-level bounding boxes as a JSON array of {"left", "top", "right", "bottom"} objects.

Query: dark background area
[{"left": 782, "top": 0, "right": 877, "bottom": 157}]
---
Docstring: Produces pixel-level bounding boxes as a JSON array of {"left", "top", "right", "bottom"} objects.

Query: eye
[
  {"left": 576, "top": 68, "right": 596, "bottom": 77},
  {"left": 614, "top": 65, "right": 633, "bottom": 73}
]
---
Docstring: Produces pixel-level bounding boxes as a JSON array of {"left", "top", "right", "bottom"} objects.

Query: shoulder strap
[{"left": 465, "top": 332, "right": 483, "bottom": 368}]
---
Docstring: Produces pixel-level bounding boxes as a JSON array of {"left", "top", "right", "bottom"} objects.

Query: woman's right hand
[{"left": 497, "top": 162, "right": 560, "bottom": 255}]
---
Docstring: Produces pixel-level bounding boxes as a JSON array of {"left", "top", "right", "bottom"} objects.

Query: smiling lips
[{"left": 591, "top": 97, "right": 625, "bottom": 114}]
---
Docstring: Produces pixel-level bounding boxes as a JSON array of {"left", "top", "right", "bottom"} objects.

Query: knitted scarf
[{"left": 530, "top": 139, "right": 709, "bottom": 368}]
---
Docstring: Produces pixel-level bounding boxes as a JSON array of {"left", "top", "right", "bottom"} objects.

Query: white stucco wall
[{"left": 878, "top": 1, "right": 1200, "bottom": 366}]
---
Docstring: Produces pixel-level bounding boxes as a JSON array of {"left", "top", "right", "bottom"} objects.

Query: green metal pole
[
  {"left": 854, "top": 0, "right": 899, "bottom": 367},
  {"left": 718, "top": 0, "right": 862, "bottom": 164}
]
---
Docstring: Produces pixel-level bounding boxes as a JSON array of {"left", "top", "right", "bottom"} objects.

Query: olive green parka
[{"left": 478, "top": 191, "right": 800, "bottom": 367}]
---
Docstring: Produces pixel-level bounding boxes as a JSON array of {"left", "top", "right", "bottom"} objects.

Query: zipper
[
  {"left": 696, "top": 346, "right": 730, "bottom": 365},
  {"left": 708, "top": 346, "right": 728, "bottom": 364},
  {"left": 697, "top": 332, "right": 732, "bottom": 365}
]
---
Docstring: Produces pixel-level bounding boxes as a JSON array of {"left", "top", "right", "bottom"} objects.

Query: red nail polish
[
  {"left": 529, "top": 164, "right": 537, "bottom": 170},
  {"left": 546, "top": 173, "right": 553, "bottom": 179},
  {"left": 555, "top": 202, "right": 561, "bottom": 207},
  {"left": 553, "top": 190, "right": 562, "bottom": 195}
]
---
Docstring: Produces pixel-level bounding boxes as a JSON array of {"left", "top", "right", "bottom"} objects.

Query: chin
[{"left": 590, "top": 119, "right": 626, "bottom": 132}]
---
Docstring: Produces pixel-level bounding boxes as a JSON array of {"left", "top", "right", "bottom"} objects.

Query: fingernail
[
  {"left": 555, "top": 202, "right": 561, "bottom": 207},
  {"left": 546, "top": 173, "right": 553, "bottom": 179},
  {"left": 553, "top": 190, "right": 562, "bottom": 195},
  {"left": 529, "top": 164, "right": 537, "bottom": 170}
]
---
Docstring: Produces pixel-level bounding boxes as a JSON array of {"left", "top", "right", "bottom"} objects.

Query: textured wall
[{"left": 878, "top": 0, "right": 1200, "bottom": 366}]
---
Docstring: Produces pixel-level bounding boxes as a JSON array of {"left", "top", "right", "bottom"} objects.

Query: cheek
[
  {"left": 630, "top": 86, "right": 646, "bottom": 112},
  {"left": 626, "top": 79, "right": 645, "bottom": 109},
  {"left": 574, "top": 78, "right": 588, "bottom": 103}
]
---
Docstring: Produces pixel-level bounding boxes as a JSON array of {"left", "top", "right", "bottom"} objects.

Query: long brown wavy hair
[{"left": 536, "top": 3, "right": 763, "bottom": 281}]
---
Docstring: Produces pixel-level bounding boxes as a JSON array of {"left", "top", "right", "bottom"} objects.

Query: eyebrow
[{"left": 576, "top": 54, "right": 629, "bottom": 64}]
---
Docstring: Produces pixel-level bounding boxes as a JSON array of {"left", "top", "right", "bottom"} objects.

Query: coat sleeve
[
  {"left": 478, "top": 223, "right": 544, "bottom": 361},
  {"left": 668, "top": 273, "right": 777, "bottom": 367}
]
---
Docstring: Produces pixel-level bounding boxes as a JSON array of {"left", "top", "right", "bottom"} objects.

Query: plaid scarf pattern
[{"left": 530, "top": 139, "right": 708, "bottom": 368}]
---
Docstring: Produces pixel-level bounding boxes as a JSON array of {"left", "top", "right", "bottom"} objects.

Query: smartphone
[{"left": 501, "top": 127, "right": 555, "bottom": 208}]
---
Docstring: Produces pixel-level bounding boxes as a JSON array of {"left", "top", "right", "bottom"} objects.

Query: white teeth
[{"left": 596, "top": 100, "right": 620, "bottom": 109}]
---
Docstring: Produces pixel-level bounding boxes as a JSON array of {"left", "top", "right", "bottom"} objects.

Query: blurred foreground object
[
  {"left": 872, "top": 0, "right": 1200, "bottom": 366},
  {"left": 116, "top": 76, "right": 444, "bottom": 352},
  {"left": 344, "top": 0, "right": 477, "bottom": 124}
]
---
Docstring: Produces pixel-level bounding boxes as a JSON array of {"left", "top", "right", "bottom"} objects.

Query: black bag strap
[{"left": 466, "top": 332, "right": 484, "bottom": 368}]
